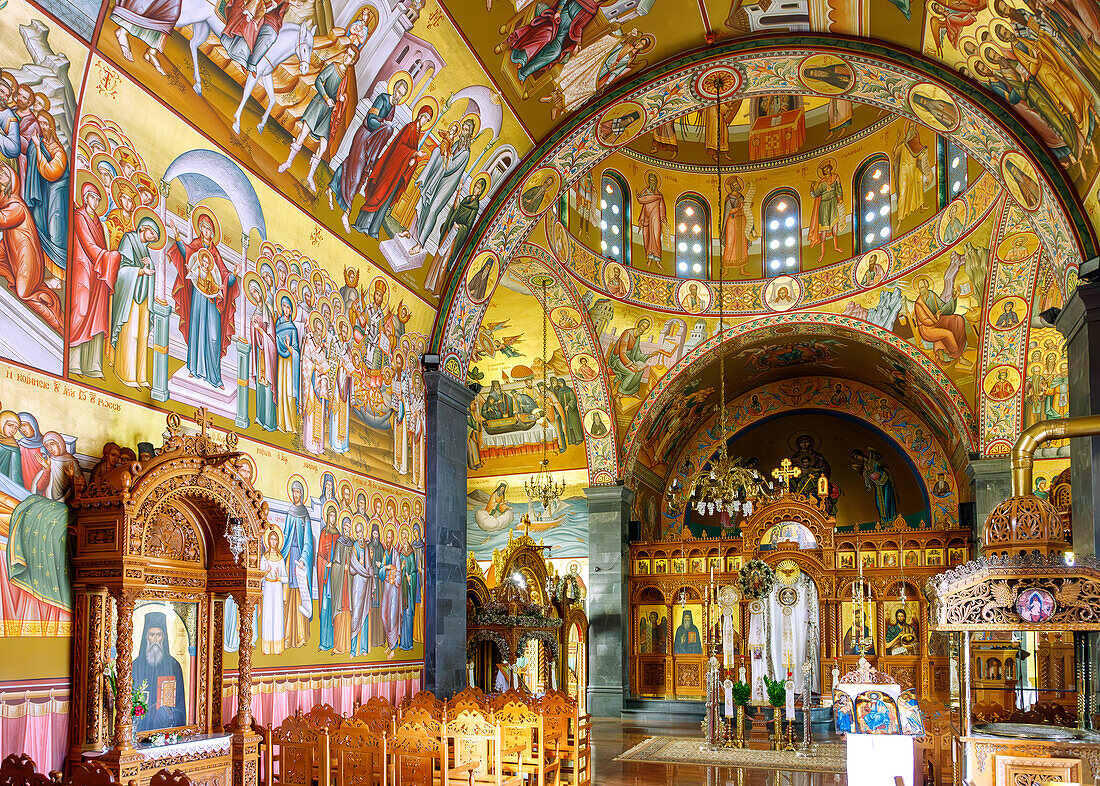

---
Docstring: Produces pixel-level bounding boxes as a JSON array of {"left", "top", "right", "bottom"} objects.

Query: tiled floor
[{"left": 592, "top": 719, "right": 849, "bottom": 785}]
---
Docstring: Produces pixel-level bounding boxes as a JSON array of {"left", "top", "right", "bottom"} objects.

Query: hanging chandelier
[
  {"left": 525, "top": 276, "right": 566, "bottom": 511},
  {"left": 687, "top": 73, "right": 776, "bottom": 521}
]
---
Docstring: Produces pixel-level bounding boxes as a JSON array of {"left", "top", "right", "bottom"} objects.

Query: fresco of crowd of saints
[
  {"left": 99, "top": 0, "right": 525, "bottom": 299},
  {"left": 0, "top": 14, "right": 80, "bottom": 376},
  {"left": 62, "top": 114, "right": 427, "bottom": 489},
  {"left": 247, "top": 473, "right": 424, "bottom": 660},
  {"left": 922, "top": 0, "right": 1100, "bottom": 188},
  {"left": 0, "top": 409, "right": 426, "bottom": 659}
]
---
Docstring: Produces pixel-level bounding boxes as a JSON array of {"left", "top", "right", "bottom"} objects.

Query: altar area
[{"left": 629, "top": 481, "right": 969, "bottom": 705}]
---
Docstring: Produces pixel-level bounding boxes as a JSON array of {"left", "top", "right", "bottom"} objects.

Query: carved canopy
[
  {"left": 925, "top": 554, "right": 1100, "bottom": 631},
  {"left": 72, "top": 411, "right": 267, "bottom": 595},
  {"left": 740, "top": 492, "right": 836, "bottom": 554}
]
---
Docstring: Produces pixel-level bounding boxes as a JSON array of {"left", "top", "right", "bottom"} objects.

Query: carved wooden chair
[
  {"left": 305, "top": 703, "right": 344, "bottom": 731},
  {"left": 269, "top": 710, "right": 331, "bottom": 786},
  {"left": 399, "top": 691, "right": 443, "bottom": 721},
  {"left": 332, "top": 718, "right": 386, "bottom": 786},
  {"left": 537, "top": 692, "right": 590, "bottom": 786},
  {"left": 149, "top": 771, "right": 193, "bottom": 786},
  {"left": 442, "top": 708, "right": 523, "bottom": 786},
  {"left": 491, "top": 692, "right": 561, "bottom": 786},
  {"left": 0, "top": 754, "right": 53, "bottom": 786},
  {"left": 66, "top": 761, "right": 116, "bottom": 786},
  {"left": 352, "top": 697, "right": 397, "bottom": 733},
  {"left": 388, "top": 717, "right": 443, "bottom": 786},
  {"left": 446, "top": 687, "right": 490, "bottom": 717}
]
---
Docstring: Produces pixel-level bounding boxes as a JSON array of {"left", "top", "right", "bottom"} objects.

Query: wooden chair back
[
  {"left": 446, "top": 686, "right": 489, "bottom": 716},
  {"left": 389, "top": 718, "right": 443, "bottom": 786},
  {"left": 270, "top": 711, "right": 331, "bottom": 786},
  {"left": 353, "top": 697, "right": 397, "bottom": 730},
  {"left": 305, "top": 703, "right": 343, "bottom": 730},
  {"left": 332, "top": 718, "right": 386, "bottom": 786},
  {"left": 399, "top": 691, "right": 443, "bottom": 720},
  {"left": 538, "top": 691, "right": 591, "bottom": 786},
  {"left": 442, "top": 708, "right": 521, "bottom": 786},
  {"left": 0, "top": 755, "right": 52, "bottom": 786},
  {"left": 149, "top": 771, "right": 193, "bottom": 786},
  {"left": 491, "top": 693, "right": 560, "bottom": 786},
  {"left": 66, "top": 762, "right": 115, "bottom": 786}
]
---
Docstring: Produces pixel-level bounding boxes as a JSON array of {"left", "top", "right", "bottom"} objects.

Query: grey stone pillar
[
  {"left": 966, "top": 456, "right": 1011, "bottom": 546},
  {"left": 424, "top": 371, "right": 475, "bottom": 698},
  {"left": 584, "top": 483, "right": 632, "bottom": 718},
  {"left": 1056, "top": 277, "right": 1100, "bottom": 556}
]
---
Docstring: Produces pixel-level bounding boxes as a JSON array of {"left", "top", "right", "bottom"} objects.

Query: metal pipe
[{"left": 1011, "top": 415, "right": 1100, "bottom": 496}]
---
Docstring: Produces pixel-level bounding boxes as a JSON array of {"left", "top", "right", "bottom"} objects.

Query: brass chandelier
[
  {"left": 525, "top": 276, "right": 566, "bottom": 511},
  {"left": 689, "top": 74, "right": 776, "bottom": 521}
]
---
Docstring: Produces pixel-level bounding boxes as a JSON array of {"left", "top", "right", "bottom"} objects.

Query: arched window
[
  {"left": 675, "top": 194, "right": 709, "bottom": 278},
  {"left": 938, "top": 136, "right": 967, "bottom": 206},
  {"left": 762, "top": 189, "right": 801, "bottom": 277},
  {"left": 600, "top": 170, "right": 629, "bottom": 264},
  {"left": 855, "top": 154, "right": 892, "bottom": 254}
]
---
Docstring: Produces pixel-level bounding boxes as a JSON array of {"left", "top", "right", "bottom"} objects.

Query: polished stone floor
[{"left": 592, "top": 720, "right": 848, "bottom": 785}]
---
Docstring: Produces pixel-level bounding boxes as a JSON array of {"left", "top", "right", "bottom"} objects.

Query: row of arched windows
[{"left": 596, "top": 140, "right": 967, "bottom": 278}]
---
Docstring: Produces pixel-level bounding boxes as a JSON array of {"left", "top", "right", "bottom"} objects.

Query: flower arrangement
[
  {"left": 738, "top": 559, "right": 776, "bottom": 600},
  {"left": 132, "top": 680, "right": 149, "bottom": 719},
  {"left": 762, "top": 675, "right": 786, "bottom": 708},
  {"left": 731, "top": 681, "right": 751, "bottom": 706}
]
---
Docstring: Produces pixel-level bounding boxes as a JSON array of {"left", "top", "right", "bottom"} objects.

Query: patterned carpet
[{"left": 615, "top": 736, "right": 847, "bottom": 773}]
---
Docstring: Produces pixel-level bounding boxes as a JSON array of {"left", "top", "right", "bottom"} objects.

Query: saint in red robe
[{"left": 70, "top": 204, "right": 121, "bottom": 345}]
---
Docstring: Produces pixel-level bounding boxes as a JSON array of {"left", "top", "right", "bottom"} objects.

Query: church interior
[{"left": 0, "top": 0, "right": 1099, "bottom": 783}]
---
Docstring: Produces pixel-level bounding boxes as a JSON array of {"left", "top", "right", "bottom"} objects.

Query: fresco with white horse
[{"left": 97, "top": 0, "right": 529, "bottom": 303}]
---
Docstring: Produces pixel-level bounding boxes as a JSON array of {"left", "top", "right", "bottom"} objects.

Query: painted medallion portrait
[
  {"left": 571, "top": 353, "right": 600, "bottom": 384},
  {"left": 518, "top": 167, "right": 561, "bottom": 217},
  {"left": 799, "top": 54, "right": 854, "bottom": 95},
  {"left": 988, "top": 297, "right": 1025, "bottom": 331},
  {"left": 551, "top": 306, "right": 582, "bottom": 329},
  {"left": 602, "top": 261, "right": 631, "bottom": 298},
  {"left": 465, "top": 251, "right": 500, "bottom": 303},
  {"left": 763, "top": 275, "right": 801, "bottom": 312},
  {"left": 937, "top": 198, "right": 967, "bottom": 245},
  {"left": 676, "top": 279, "right": 711, "bottom": 314},
  {"left": 1001, "top": 152, "right": 1043, "bottom": 211},
  {"left": 584, "top": 408, "right": 611, "bottom": 438},
  {"left": 996, "top": 231, "right": 1039, "bottom": 263},
  {"left": 596, "top": 100, "right": 647, "bottom": 148},
  {"left": 1016, "top": 588, "right": 1056, "bottom": 623},
  {"left": 908, "top": 82, "right": 960, "bottom": 132},
  {"left": 854, "top": 248, "right": 889, "bottom": 289},
  {"left": 983, "top": 365, "right": 1020, "bottom": 401}
]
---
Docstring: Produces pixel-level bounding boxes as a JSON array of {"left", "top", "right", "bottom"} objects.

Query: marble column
[
  {"left": 1056, "top": 277, "right": 1100, "bottom": 556},
  {"left": 966, "top": 456, "right": 1011, "bottom": 545},
  {"left": 585, "top": 483, "right": 632, "bottom": 718},
  {"left": 424, "top": 371, "right": 476, "bottom": 698}
]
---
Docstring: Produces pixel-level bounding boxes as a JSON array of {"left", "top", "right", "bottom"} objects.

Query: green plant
[
  {"left": 762, "top": 675, "right": 786, "bottom": 707},
  {"left": 731, "top": 681, "right": 751, "bottom": 706}
]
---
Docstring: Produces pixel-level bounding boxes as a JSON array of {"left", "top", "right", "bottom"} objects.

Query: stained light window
[
  {"left": 600, "top": 170, "right": 629, "bottom": 265},
  {"left": 855, "top": 154, "right": 892, "bottom": 254},
  {"left": 675, "top": 194, "right": 709, "bottom": 278},
  {"left": 938, "top": 136, "right": 967, "bottom": 206},
  {"left": 762, "top": 189, "right": 801, "bottom": 277}
]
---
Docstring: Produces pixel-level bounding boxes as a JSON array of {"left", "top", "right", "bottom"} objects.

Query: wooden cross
[
  {"left": 195, "top": 407, "right": 213, "bottom": 439},
  {"left": 771, "top": 458, "right": 801, "bottom": 493}
]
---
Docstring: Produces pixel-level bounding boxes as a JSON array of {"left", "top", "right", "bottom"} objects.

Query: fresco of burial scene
[{"left": 0, "top": 0, "right": 1097, "bottom": 781}]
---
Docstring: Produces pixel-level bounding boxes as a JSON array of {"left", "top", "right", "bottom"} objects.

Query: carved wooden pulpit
[{"left": 68, "top": 411, "right": 265, "bottom": 786}]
